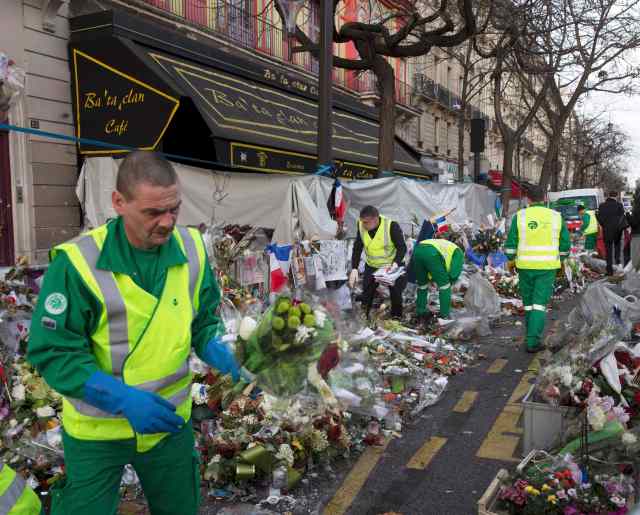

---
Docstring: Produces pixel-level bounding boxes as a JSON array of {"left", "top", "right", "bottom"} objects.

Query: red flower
[
  {"left": 633, "top": 391, "right": 640, "bottom": 406},
  {"left": 615, "top": 350, "right": 633, "bottom": 369}
]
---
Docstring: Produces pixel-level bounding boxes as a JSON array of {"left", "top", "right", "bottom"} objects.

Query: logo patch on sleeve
[
  {"left": 44, "top": 293, "right": 68, "bottom": 315},
  {"left": 41, "top": 316, "right": 57, "bottom": 330}
]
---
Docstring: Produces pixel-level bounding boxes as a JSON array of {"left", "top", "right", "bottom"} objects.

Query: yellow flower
[
  {"left": 548, "top": 495, "right": 558, "bottom": 504},
  {"left": 542, "top": 484, "right": 551, "bottom": 492},
  {"left": 525, "top": 486, "right": 541, "bottom": 496}
]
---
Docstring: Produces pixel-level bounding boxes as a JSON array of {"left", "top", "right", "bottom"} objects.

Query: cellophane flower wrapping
[{"left": 235, "top": 293, "right": 335, "bottom": 397}]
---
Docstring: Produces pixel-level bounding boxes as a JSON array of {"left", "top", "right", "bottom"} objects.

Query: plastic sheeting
[{"left": 77, "top": 157, "right": 497, "bottom": 244}]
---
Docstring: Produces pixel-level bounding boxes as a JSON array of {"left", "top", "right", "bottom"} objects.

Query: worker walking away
[
  {"left": 27, "top": 151, "right": 240, "bottom": 515},
  {"left": 348, "top": 206, "right": 407, "bottom": 318},
  {"left": 505, "top": 186, "right": 570, "bottom": 353},
  {"left": 411, "top": 239, "right": 464, "bottom": 325},
  {"left": 0, "top": 462, "right": 42, "bottom": 514},
  {"left": 577, "top": 205, "right": 598, "bottom": 252}
]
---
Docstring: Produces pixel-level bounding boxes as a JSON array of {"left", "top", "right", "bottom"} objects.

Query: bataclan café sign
[{"left": 70, "top": 30, "right": 422, "bottom": 179}]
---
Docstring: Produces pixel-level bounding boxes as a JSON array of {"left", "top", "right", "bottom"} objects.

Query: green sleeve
[
  {"left": 559, "top": 220, "right": 571, "bottom": 261},
  {"left": 504, "top": 215, "right": 519, "bottom": 261},
  {"left": 191, "top": 249, "right": 224, "bottom": 360},
  {"left": 27, "top": 253, "right": 101, "bottom": 399}
]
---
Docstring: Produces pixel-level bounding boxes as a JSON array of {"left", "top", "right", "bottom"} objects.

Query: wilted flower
[{"left": 275, "top": 444, "right": 294, "bottom": 467}]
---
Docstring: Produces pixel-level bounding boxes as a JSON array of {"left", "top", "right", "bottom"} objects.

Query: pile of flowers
[
  {"left": 470, "top": 226, "right": 505, "bottom": 255},
  {"left": 498, "top": 453, "right": 634, "bottom": 515}
]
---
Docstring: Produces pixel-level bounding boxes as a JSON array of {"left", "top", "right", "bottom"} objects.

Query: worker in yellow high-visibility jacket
[
  {"left": 577, "top": 205, "right": 598, "bottom": 251},
  {"left": 0, "top": 462, "right": 42, "bottom": 514},
  {"left": 505, "top": 186, "right": 571, "bottom": 353}
]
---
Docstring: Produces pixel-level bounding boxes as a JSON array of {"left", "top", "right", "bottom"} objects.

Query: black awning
[{"left": 69, "top": 17, "right": 422, "bottom": 176}]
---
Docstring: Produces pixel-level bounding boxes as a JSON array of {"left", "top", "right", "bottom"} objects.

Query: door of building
[{"left": 0, "top": 130, "right": 15, "bottom": 266}]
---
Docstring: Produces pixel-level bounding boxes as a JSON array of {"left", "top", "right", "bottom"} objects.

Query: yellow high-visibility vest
[
  {"left": 0, "top": 462, "right": 42, "bottom": 514},
  {"left": 358, "top": 215, "right": 397, "bottom": 268},
  {"left": 583, "top": 210, "right": 598, "bottom": 235},
  {"left": 51, "top": 224, "right": 206, "bottom": 452},
  {"left": 515, "top": 206, "right": 562, "bottom": 270},
  {"left": 419, "top": 239, "right": 459, "bottom": 275}
]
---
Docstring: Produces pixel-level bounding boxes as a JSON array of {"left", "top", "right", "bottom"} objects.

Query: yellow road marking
[
  {"left": 323, "top": 440, "right": 390, "bottom": 515},
  {"left": 487, "top": 358, "right": 509, "bottom": 374},
  {"left": 476, "top": 357, "right": 539, "bottom": 462},
  {"left": 453, "top": 390, "right": 478, "bottom": 413},
  {"left": 406, "top": 436, "right": 448, "bottom": 470}
]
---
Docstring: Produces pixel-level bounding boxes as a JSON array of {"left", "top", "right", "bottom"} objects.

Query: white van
[{"left": 547, "top": 188, "right": 605, "bottom": 232}]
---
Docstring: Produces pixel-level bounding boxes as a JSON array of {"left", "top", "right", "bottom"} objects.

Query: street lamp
[{"left": 277, "top": 0, "right": 333, "bottom": 174}]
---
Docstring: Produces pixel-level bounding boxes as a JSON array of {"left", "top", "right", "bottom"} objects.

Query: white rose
[
  {"left": 11, "top": 384, "right": 25, "bottom": 401},
  {"left": 622, "top": 432, "right": 638, "bottom": 446},
  {"left": 191, "top": 383, "right": 208, "bottom": 405},
  {"left": 36, "top": 406, "right": 56, "bottom": 418},
  {"left": 238, "top": 317, "right": 257, "bottom": 340}
]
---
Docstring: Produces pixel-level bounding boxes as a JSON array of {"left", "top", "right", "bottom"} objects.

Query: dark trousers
[
  {"left": 361, "top": 264, "right": 406, "bottom": 317},
  {"left": 605, "top": 235, "right": 621, "bottom": 275}
]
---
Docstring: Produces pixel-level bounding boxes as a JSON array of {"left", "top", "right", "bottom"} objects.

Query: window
[{"left": 434, "top": 116, "right": 440, "bottom": 151}]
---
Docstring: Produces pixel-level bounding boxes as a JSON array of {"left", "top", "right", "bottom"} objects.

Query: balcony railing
[{"left": 139, "top": 0, "right": 417, "bottom": 106}]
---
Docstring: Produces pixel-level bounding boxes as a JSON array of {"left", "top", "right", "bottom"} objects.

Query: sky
[{"left": 583, "top": 91, "right": 640, "bottom": 189}]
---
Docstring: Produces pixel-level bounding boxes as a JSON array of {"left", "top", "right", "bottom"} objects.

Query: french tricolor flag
[
  {"left": 333, "top": 179, "right": 346, "bottom": 222},
  {"left": 267, "top": 244, "right": 292, "bottom": 293},
  {"left": 432, "top": 214, "right": 449, "bottom": 235}
]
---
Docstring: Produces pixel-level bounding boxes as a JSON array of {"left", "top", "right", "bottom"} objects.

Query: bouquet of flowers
[
  {"left": 235, "top": 294, "right": 336, "bottom": 397},
  {"left": 498, "top": 453, "right": 634, "bottom": 515}
]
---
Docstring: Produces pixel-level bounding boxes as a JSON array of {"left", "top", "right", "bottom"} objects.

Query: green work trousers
[
  {"left": 50, "top": 420, "right": 200, "bottom": 515},
  {"left": 414, "top": 247, "right": 464, "bottom": 318},
  {"left": 518, "top": 269, "right": 556, "bottom": 350},
  {"left": 585, "top": 233, "right": 597, "bottom": 251}
]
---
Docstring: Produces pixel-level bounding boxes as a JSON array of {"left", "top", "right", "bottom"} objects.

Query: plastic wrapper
[
  {"left": 463, "top": 272, "right": 501, "bottom": 319},
  {"left": 442, "top": 315, "right": 491, "bottom": 338},
  {"left": 568, "top": 280, "right": 640, "bottom": 331},
  {"left": 0, "top": 53, "right": 25, "bottom": 112},
  {"left": 328, "top": 351, "right": 389, "bottom": 419},
  {"left": 410, "top": 372, "right": 448, "bottom": 416},
  {"left": 622, "top": 270, "right": 640, "bottom": 295},
  {"left": 235, "top": 293, "right": 335, "bottom": 397},
  {"left": 581, "top": 255, "right": 608, "bottom": 275}
]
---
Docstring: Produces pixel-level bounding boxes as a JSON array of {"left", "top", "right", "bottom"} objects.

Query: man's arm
[
  {"left": 191, "top": 253, "right": 225, "bottom": 361},
  {"left": 27, "top": 253, "right": 101, "bottom": 399},
  {"left": 504, "top": 214, "right": 519, "bottom": 261},
  {"left": 390, "top": 221, "right": 407, "bottom": 266},
  {"left": 351, "top": 230, "right": 364, "bottom": 270}
]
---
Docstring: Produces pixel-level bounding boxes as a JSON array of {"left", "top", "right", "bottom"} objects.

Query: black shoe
[{"left": 526, "top": 346, "right": 542, "bottom": 353}]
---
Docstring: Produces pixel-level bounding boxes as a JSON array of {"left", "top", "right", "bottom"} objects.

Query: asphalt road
[{"left": 319, "top": 294, "right": 580, "bottom": 515}]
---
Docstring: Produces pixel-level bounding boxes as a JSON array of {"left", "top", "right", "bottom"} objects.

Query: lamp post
[
  {"left": 278, "top": 0, "right": 333, "bottom": 174},
  {"left": 316, "top": 0, "right": 333, "bottom": 172}
]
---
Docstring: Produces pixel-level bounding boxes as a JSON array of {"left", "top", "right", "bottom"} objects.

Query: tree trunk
[
  {"left": 501, "top": 139, "right": 515, "bottom": 217},
  {"left": 373, "top": 57, "right": 396, "bottom": 174}
]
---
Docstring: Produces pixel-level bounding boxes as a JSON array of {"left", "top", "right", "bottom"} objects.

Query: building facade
[{"left": 0, "top": 0, "right": 551, "bottom": 264}]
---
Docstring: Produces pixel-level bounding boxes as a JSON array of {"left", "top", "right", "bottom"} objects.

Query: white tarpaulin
[{"left": 78, "top": 157, "right": 497, "bottom": 244}]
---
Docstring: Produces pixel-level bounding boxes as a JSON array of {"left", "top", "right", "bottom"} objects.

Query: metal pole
[
  {"left": 316, "top": 0, "right": 333, "bottom": 170},
  {"left": 474, "top": 152, "right": 480, "bottom": 183}
]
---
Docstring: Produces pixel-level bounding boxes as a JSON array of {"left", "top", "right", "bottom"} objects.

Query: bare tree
[
  {"left": 440, "top": 39, "right": 492, "bottom": 180},
  {"left": 476, "top": 0, "right": 552, "bottom": 214},
  {"left": 287, "top": 0, "right": 479, "bottom": 173},
  {"left": 526, "top": 0, "right": 640, "bottom": 190},
  {"left": 569, "top": 115, "right": 630, "bottom": 189}
]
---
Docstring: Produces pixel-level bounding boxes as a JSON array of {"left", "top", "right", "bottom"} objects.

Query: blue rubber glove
[
  {"left": 84, "top": 371, "right": 184, "bottom": 434},
  {"left": 202, "top": 337, "right": 240, "bottom": 382}
]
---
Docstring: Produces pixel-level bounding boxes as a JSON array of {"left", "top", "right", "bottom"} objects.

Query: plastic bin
[{"left": 522, "top": 385, "right": 578, "bottom": 455}]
